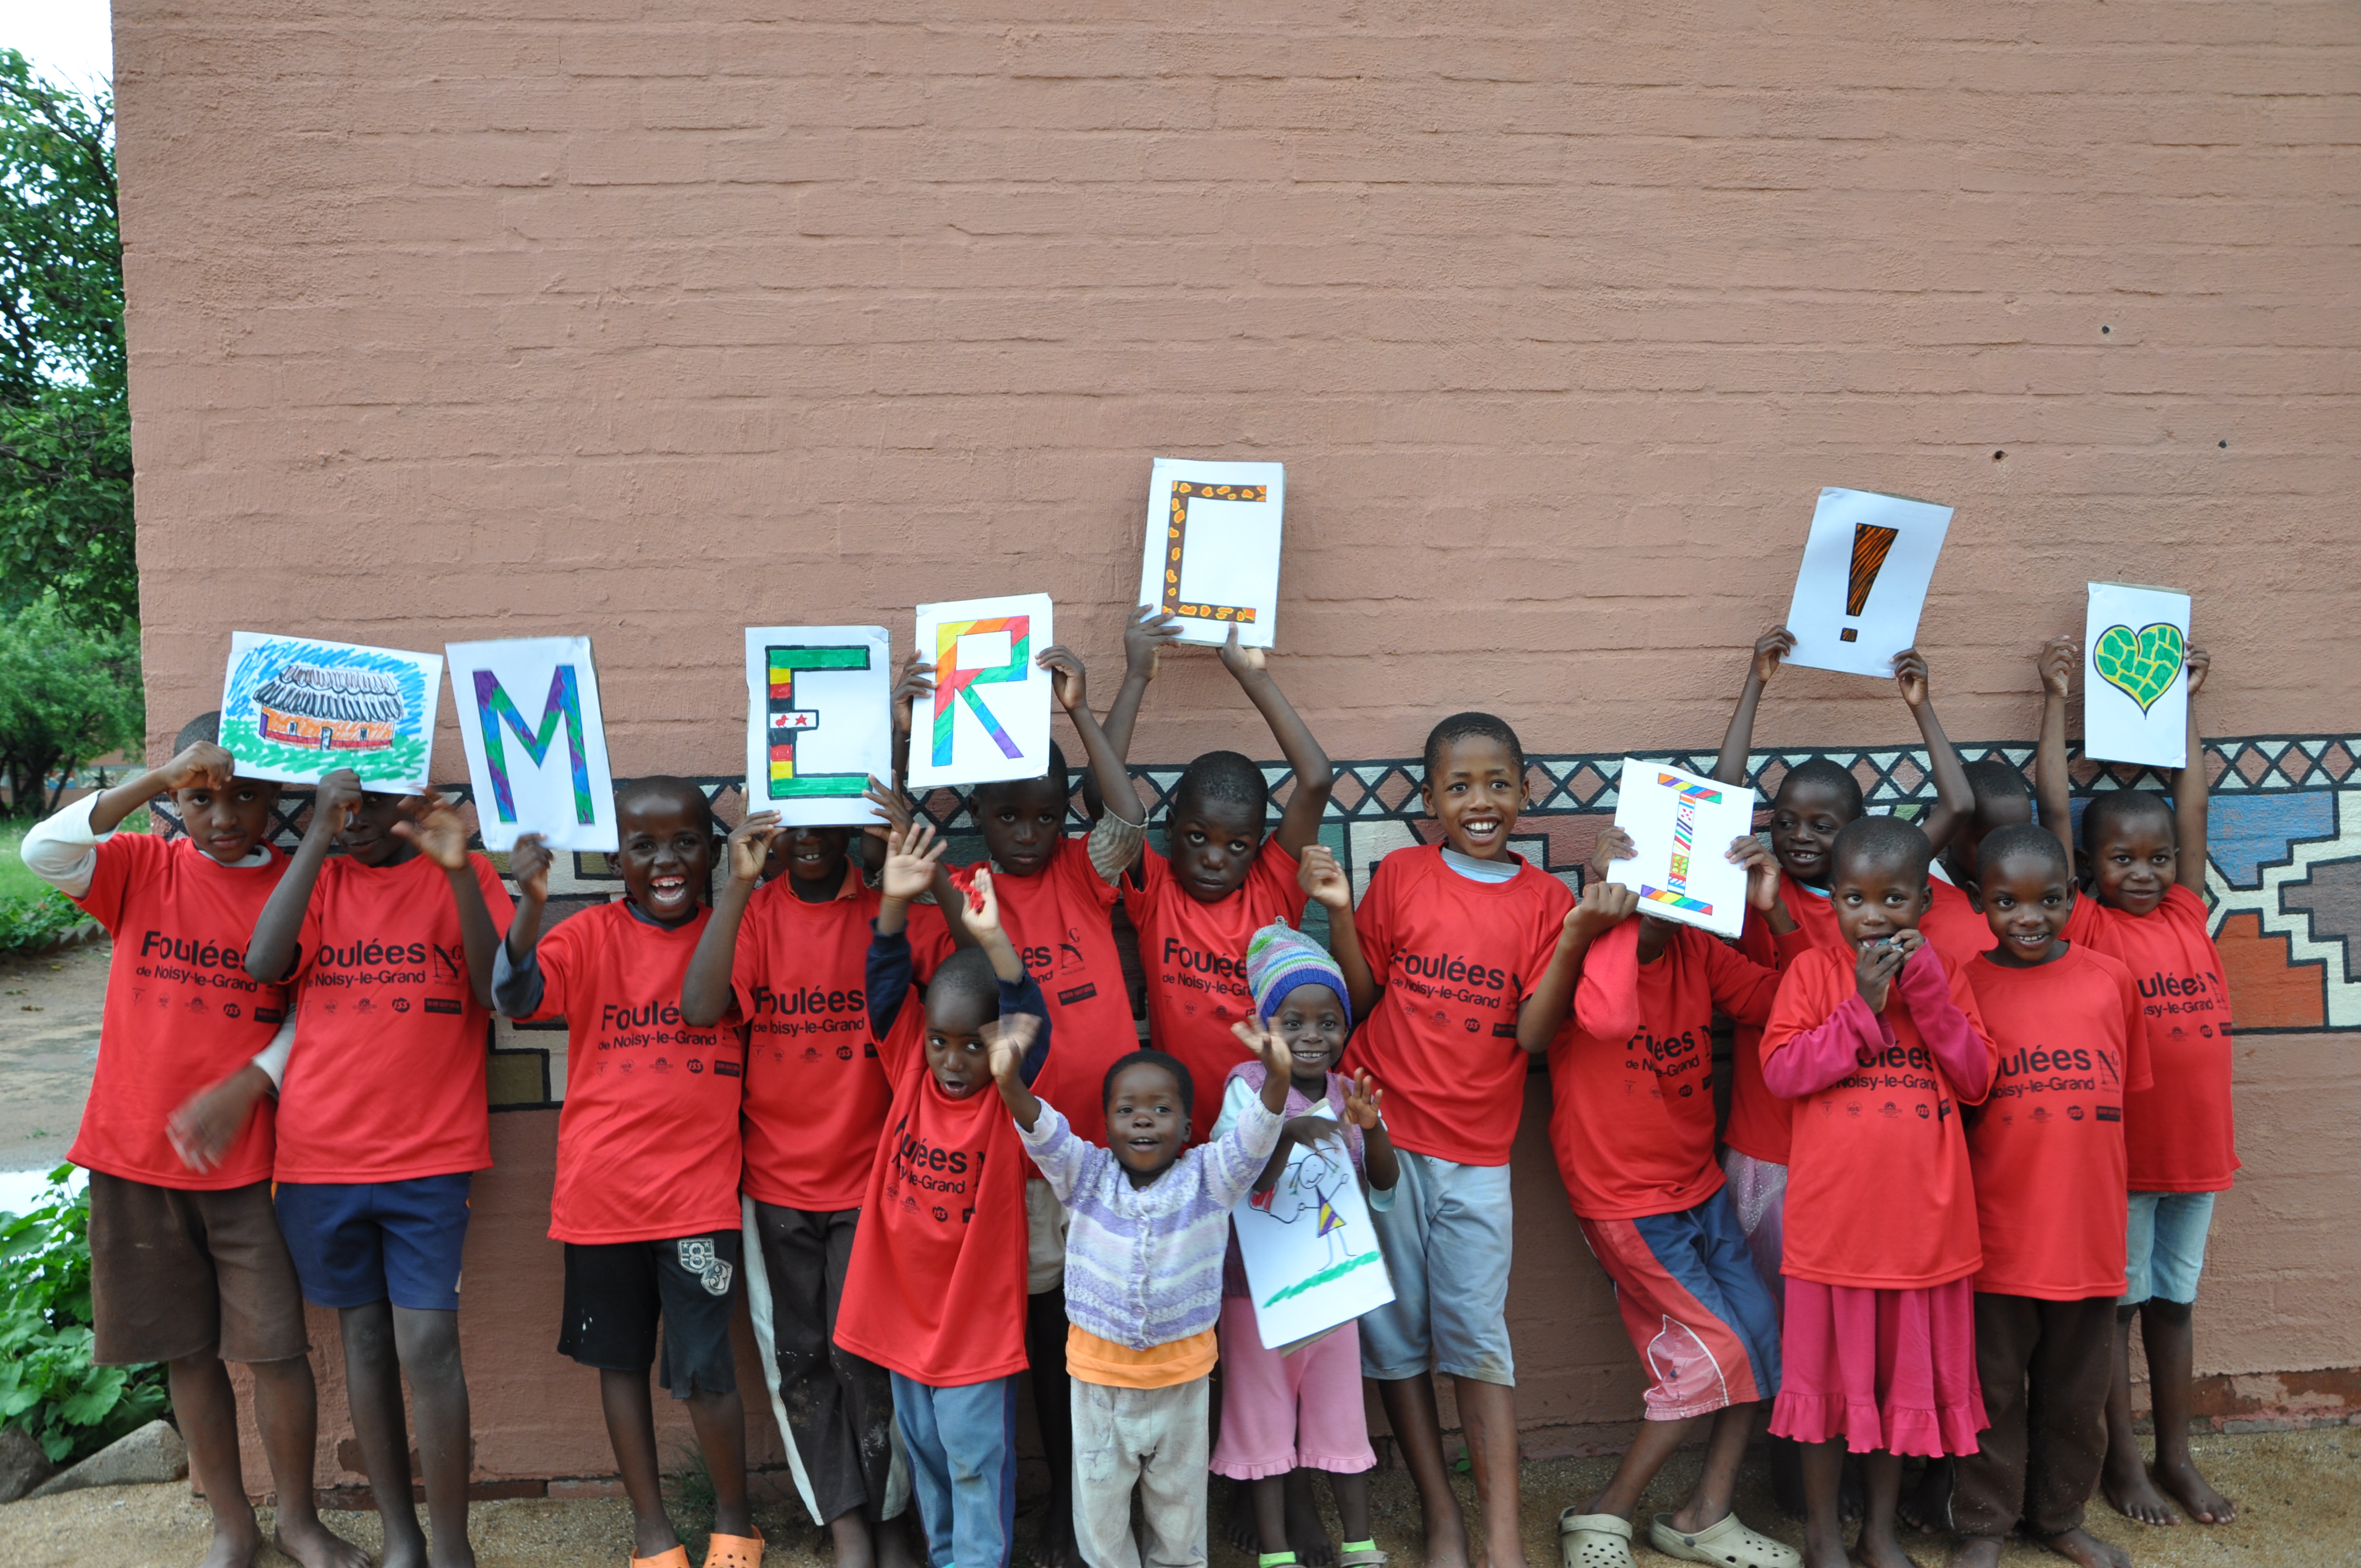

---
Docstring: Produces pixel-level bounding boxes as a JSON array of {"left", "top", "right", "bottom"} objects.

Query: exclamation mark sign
[{"left": 1841, "top": 524, "right": 1900, "bottom": 643}]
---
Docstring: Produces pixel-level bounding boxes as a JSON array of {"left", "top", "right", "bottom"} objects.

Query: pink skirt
[{"left": 1769, "top": 1276, "right": 1987, "bottom": 1456}]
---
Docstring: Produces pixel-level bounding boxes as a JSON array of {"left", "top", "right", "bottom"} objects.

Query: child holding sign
[
  {"left": 1759, "top": 816, "right": 1995, "bottom": 1568},
  {"left": 1101, "top": 610, "right": 1336, "bottom": 1142},
  {"left": 2034, "top": 635, "right": 2239, "bottom": 1529},
  {"left": 493, "top": 780, "right": 763, "bottom": 1568}
]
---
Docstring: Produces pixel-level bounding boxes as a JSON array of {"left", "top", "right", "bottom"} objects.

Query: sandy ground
[
  {"left": 1, "top": 1429, "right": 2353, "bottom": 1568},
  {"left": 0, "top": 937, "right": 107, "bottom": 1177}
]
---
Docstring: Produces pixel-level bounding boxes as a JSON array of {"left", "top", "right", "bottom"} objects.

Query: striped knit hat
[{"left": 1244, "top": 921, "right": 1351, "bottom": 1028}]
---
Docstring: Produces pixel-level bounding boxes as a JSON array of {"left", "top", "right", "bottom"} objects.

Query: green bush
[
  {"left": 0, "top": 885, "right": 89, "bottom": 956},
  {"left": 0, "top": 1165, "right": 169, "bottom": 1463}
]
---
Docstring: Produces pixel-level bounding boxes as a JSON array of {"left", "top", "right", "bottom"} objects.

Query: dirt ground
[
  {"left": 0, "top": 937, "right": 108, "bottom": 1175},
  {"left": 1, "top": 1429, "right": 2353, "bottom": 1568}
]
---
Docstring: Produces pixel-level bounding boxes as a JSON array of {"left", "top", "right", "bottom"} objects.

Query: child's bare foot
[
  {"left": 270, "top": 1512, "right": 372, "bottom": 1568},
  {"left": 1854, "top": 1531, "right": 1925, "bottom": 1568},
  {"left": 1029, "top": 1516, "right": 1079, "bottom": 1568},
  {"left": 1896, "top": 1459, "right": 1950, "bottom": 1534},
  {"left": 2154, "top": 1453, "right": 2235, "bottom": 1524},
  {"left": 1286, "top": 1473, "right": 1336, "bottom": 1566},
  {"left": 2102, "top": 1457, "right": 2180, "bottom": 1526},
  {"left": 1944, "top": 1537, "right": 2003, "bottom": 1568},
  {"left": 2037, "top": 1526, "right": 2133, "bottom": 1568},
  {"left": 426, "top": 1537, "right": 479, "bottom": 1568},
  {"left": 197, "top": 1517, "right": 264, "bottom": 1568},
  {"left": 1418, "top": 1505, "right": 1473, "bottom": 1568},
  {"left": 1227, "top": 1484, "right": 1263, "bottom": 1554}
]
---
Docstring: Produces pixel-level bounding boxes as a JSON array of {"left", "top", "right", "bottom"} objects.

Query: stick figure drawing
[{"left": 1251, "top": 1139, "right": 1357, "bottom": 1269}]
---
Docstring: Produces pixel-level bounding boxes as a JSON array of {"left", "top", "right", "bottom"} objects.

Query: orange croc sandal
[
  {"left": 630, "top": 1549, "right": 692, "bottom": 1568},
  {"left": 704, "top": 1527, "right": 765, "bottom": 1567}
]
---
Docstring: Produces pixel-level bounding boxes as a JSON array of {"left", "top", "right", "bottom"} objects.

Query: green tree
[
  {"left": 0, "top": 53, "right": 130, "bottom": 628},
  {"left": 0, "top": 589, "right": 141, "bottom": 813}
]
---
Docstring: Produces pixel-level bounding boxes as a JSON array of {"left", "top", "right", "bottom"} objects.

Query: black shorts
[{"left": 558, "top": 1232, "right": 742, "bottom": 1397}]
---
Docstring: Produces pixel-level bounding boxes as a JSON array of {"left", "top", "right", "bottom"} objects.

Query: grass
[{"left": 0, "top": 805, "right": 145, "bottom": 955}]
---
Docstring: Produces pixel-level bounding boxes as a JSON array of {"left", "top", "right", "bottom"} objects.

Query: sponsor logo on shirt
[
  {"left": 1058, "top": 982, "right": 1099, "bottom": 1006},
  {"left": 423, "top": 997, "right": 462, "bottom": 1015}
]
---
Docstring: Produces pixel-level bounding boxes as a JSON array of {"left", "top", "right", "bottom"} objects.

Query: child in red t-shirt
[
  {"left": 1759, "top": 816, "right": 1996, "bottom": 1568},
  {"left": 835, "top": 826, "right": 1051, "bottom": 1568},
  {"left": 1544, "top": 830, "right": 1799, "bottom": 1568},
  {"left": 237, "top": 767, "right": 510, "bottom": 1568},
  {"left": 1936, "top": 824, "right": 2151, "bottom": 1568},
  {"left": 898, "top": 640, "right": 1145, "bottom": 1567},
  {"left": 494, "top": 778, "right": 763, "bottom": 1568},
  {"left": 19, "top": 715, "right": 367, "bottom": 1568},
  {"left": 679, "top": 798, "right": 939, "bottom": 1568},
  {"left": 2035, "top": 634, "right": 2239, "bottom": 1529},
  {"left": 1310, "top": 711, "right": 1579, "bottom": 1568},
  {"left": 1097, "top": 613, "right": 1335, "bottom": 1140}
]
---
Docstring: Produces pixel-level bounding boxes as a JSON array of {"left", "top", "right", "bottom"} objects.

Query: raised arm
[
  {"left": 1038, "top": 644, "right": 1145, "bottom": 829},
  {"left": 888, "top": 651, "right": 933, "bottom": 802},
  {"left": 85, "top": 740, "right": 235, "bottom": 837},
  {"left": 2033, "top": 635, "right": 2078, "bottom": 880},
  {"left": 395, "top": 787, "right": 504, "bottom": 1009},
  {"left": 1713, "top": 627, "right": 1794, "bottom": 786},
  {"left": 2174, "top": 647, "right": 2212, "bottom": 892},
  {"left": 1098, "top": 606, "right": 1182, "bottom": 765},
  {"left": 682, "top": 809, "right": 779, "bottom": 1027},
  {"left": 246, "top": 770, "right": 360, "bottom": 983},
  {"left": 1299, "top": 845, "right": 1377, "bottom": 1019},
  {"left": 489, "top": 834, "right": 554, "bottom": 1018},
  {"left": 1218, "top": 627, "right": 1334, "bottom": 859},
  {"left": 1894, "top": 649, "right": 1973, "bottom": 856},
  {"left": 1520, "top": 875, "right": 1640, "bottom": 1052}
]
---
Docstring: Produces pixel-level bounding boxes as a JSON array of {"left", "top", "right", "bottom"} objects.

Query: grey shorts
[{"left": 1356, "top": 1151, "right": 1516, "bottom": 1386}]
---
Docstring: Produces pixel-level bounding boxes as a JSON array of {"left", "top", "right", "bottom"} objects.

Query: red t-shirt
[
  {"left": 1921, "top": 875, "right": 1994, "bottom": 969},
  {"left": 1125, "top": 837, "right": 1305, "bottom": 1144},
  {"left": 731, "top": 868, "right": 907, "bottom": 1212},
  {"left": 1341, "top": 844, "right": 1575, "bottom": 1166},
  {"left": 524, "top": 903, "right": 746, "bottom": 1244},
  {"left": 68, "top": 835, "right": 292, "bottom": 1190},
  {"left": 1762, "top": 946, "right": 1996, "bottom": 1289},
  {"left": 2062, "top": 885, "right": 2237, "bottom": 1193},
  {"left": 1547, "top": 919, "right": 1780, "bottom": 1219},
  {"left": 275, "top": 852, "right": 515, "bottom": 1183},
  {"left": 1723, "top": 875, "right": 1841, "bottom": 1166},
  {"left": 920, "top": 839, "right": 1135, "bottom": 1148},
  {"left": 833, "top": 993, "right": 1032, "bottom": 1386},
  {"left": 1965, "top": 946, "right": 2153, "bottom": 1299}
]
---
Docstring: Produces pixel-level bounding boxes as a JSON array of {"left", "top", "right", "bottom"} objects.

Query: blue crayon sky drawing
[{"left": 219, "top": 631, "right": 444, "bottom": 792}]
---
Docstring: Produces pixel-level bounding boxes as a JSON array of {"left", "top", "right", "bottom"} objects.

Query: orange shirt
[
  {"left": 1761, "top": 944, "right": 1996, "bottom": 1289},
  {"left": 1547, "top": 919, "right": 1780, "bottom": 1219},
  {"left": 276, "top": 852, "right": 514, "bottom": 1183},
  {"left": 68, "top": 835, "right": 292, "bottom": 1190},
  {"left": 1124, "top": 838, "right": 1305, "bottom": 1143},
  {"left": 1965, "top": 945, "right": 2152, "bottom": 1299},
  {"left": 2062, "top": 886, "right": 2237, "bottom": 1193}
]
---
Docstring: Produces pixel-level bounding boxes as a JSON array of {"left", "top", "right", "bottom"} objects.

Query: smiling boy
[
  {"left": 494, "top": 778, "right": 763, "bottom": 1568},
  {"left": 20, "top": 716, "right": 369, "bottom": 1568},
  {"left": 1307, "top": 711, "right": 1578, "bottom": 1568}
]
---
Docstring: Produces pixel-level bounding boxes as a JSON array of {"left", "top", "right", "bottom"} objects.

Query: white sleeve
[
  {"left": 1207, "top": 1075, "right": 1260, "bottom": 1144},
  {"left": 20, "top": 795, "right": 109, "bottom": 899},
  {"left": 249, "top": 1014, "right": 298, "bottom": 1093}
]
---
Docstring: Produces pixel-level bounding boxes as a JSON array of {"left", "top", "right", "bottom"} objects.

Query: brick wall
[{"left": 115, "top": 0, "right": 2361, "bottom": 1487}]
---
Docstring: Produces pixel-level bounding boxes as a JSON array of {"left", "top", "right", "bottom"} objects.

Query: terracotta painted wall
[{"left": 112, "top": 0, "right": 2361, "bottom": 1491}]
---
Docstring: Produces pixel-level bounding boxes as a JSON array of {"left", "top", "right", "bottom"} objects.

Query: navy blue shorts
[{"left": 273, "top": 1173, "right": 474, "bottom": 1312}]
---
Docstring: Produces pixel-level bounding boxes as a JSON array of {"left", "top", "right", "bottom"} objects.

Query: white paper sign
[
  {"left": 1233, "top": 1135, "right": 1395, "bottom": 1352},
  {"left": 906, "top": 595, "right": 1056, "bottom": 791},
  {"left": 743, "top": 626, "right": 893, "bottom": 826},
  {"left": 1782, "top": 488, "right": 1954, "bottom": 678},
  {"left": 1134, "top": 459, "right": 1286, "bottom": 649},
  {"left": 219, "top": 632, "right": 444, "bottom": 794},
  {"left": 2082, "top": 582, "right": 2192, "bottom": 770},
  {"left": 1603, "top": 759, "right": 1758, "bottom": 940},
  {"left": 445, "top": 637, "right": 618, "bottom": 852}
]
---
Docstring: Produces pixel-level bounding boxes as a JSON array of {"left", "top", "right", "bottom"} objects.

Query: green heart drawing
[{"left": 2093, "top": 622, "right": 2185, "bottom": 713}]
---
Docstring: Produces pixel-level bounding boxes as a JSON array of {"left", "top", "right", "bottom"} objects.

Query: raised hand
[
  {"left": 984, "top": 1010, "right": 1041, "bottom": 1087},
  {"left": 1036, "top": 644, "right": 1089, "bottom": 715},
  {"left": 157, "top": 739, "right": 237, "bottom": 794},
  {"left": 891, "top": 652, "right": 936, "bottom": 738},
  {"left": 1751, "top": 626, "right": 1796, "bottom": 685},
  {"left": 1727, "top": 833, "right": 1782, "bottom": 911},
  {"left": 966, "top": 863, "right": 1003, "bottom": 939},
  {"left": 880, "top": 822, "right": 945, "bottom": 903},
  {"left": 1233, "top": 1019, "right": 1297, "bottom": 1086},
  {"left": 2186, "top": 644, "right": 2211, "bottom": 697},
  {"left": 1297, "top": 843, "right": 1351, "bottom": 912},
  {"left": 1892, "top": 647, "right": 1932, "bottom": 710},
  {"left": 1342, "top": 1070, "right": 1384, "bottom": 1130},
  {"left": 1217, "top": 623, "right": 1265, "bottom": 678},
  {"left": 1568, "top": 876, "right": 1639, "bottom": 940},
  {"left": 508, "top": 833, "right": 553, "bottom": 904},
  {"left": 391, "top": 787, "right": 473, "bottom": 869},
  {"left": 1854, "top": 940, "right": 1905, "bottom": 1012},
  {"left": 2038, "top": 635, "right": 2077, "bottom": 701},
  {"left": 1124, "top": 605, "right": 1183, "bottom": 684},
  {"left": 722, "top": 809, "right": 782, "bottom": 886},
  {"left": 309, "top": 768, "right": 363, "bottom": 840},
  {"left": 1587, "top": 825, "right": 1638, "bottom": 883}
]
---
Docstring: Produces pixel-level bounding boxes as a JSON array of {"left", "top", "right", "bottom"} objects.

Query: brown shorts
[{"left": 87, "top": 1172, "right": 309, "bottom": 1366}]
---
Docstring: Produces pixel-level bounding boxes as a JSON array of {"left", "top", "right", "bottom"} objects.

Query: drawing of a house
[{"left": 253, "top": 663, "right": 405, "bottom": 752}]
